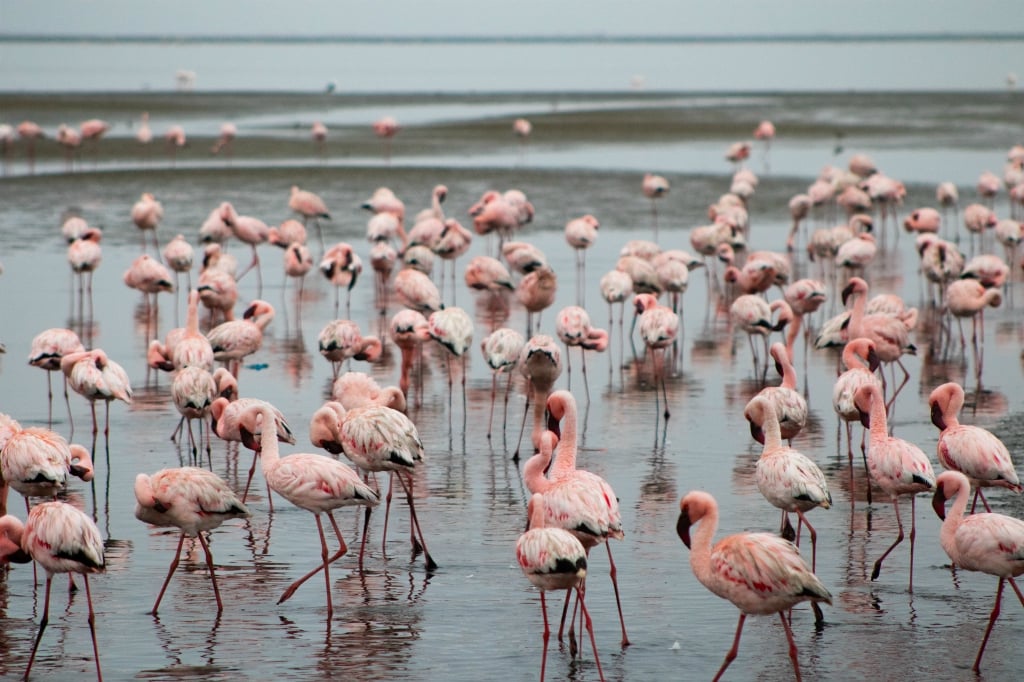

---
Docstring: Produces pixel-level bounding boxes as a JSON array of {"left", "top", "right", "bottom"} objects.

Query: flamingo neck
[
  {"left": 186, "top": 294, "right": 200, "bottom": 335},
  {"left": 688, "top": 509, "right": 718, "bottom": 588},
  {"left": 549, "top": 412, "right": 578, "bottom": 481},
  {"left": 760, "top": 402, "right": 784, "bottom": 452},
  {"left": 868, "top": 388, "right": 889, "bottom": 443},
  {"left": 940, "top": 479, "right": 970, "bottom": 561},
  {"left": 842, "top": 344, "right": 866, "bottom": 372},
  {"left": 784, "top": 316, "right": 801, "bottom": 366},
  {"left": 777, "top": 351, "right": 797, "bottom": 390},
  {"left": 848, "top": 290, "right": 866, "bottom": 338},
  {"left": 523, "top": 450, "right": 554, "bottom": 494},
  {"left": 258, "top": 409, "right": 281, "bottom": 470}
]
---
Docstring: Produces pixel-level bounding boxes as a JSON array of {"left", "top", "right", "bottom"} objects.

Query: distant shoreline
[{"left": 1, "top": 32, "right": 1022, "bottom": 45}]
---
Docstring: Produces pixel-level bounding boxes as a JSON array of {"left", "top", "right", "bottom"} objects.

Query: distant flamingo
[
  {"left": 61, "top": 348, "right": 133, "bottom": 463},
  {"left": 555, "top": 305, "right": 607, "bottom": 402},
  {"left": 963, "top": 203, "right": 997, "bottom": 254},
  {"left": 131, "top": 192, "right": 164, "bottom": 252},
  {"left": 945, "top": 278, "right": 1001, "bottom": 380},
  {"left": 284, "top": 241, "right": 314, "bottom": 308},
  {"left": 170, "top": 366, "right": 217, "bottom": 463},
  {"left": 17, "top": 120, "right": 45, "bottom": 173},
  {"left": 123, "top": 253, "right": 175, "bottom": 330},
  {"left": 464, "top": 255, "right": 515, "bottom": 294},
  {"left": 932, "top": 470, "right": 1024, "bottom": 672},
  {"left": 206, "top": 299, "right": 275, "bottom": 378},
  {"left": 481, "top": 327, "right": 525, "bottom": 440},
  {"left": 565, "top": 214, "right": 599, "bottom": 305},
  {"left": 832, "top": 337, "right": 881, "bottom": 500},
  {"left": 79, "top": 118, "right": 109, "bottom": 165},
  {"left": 635, "top": 293, "right": 678, "bottom": 418},
  {"left": 171, "top": 289, "right": 214, "bottom": 371},
  {"left": 67, "top": 227, "right": 103, "bottom": 319},
  {"left": 320, "top": 242, "right": 362, "bottom": 317},
  {"left": 786, "top": 194, "right": 813, "bottom": 252},
  {"left": 369, "top": 240, "right": 397, "bottom": 309},
  {"left": 428, "top": 306, "right": 474, "bottom": 429},
  {"left": 210, "top": 121, "right": 237, "bottom": 158},
  {"left": 162, "top": 234, "right": 195, "bottom": 314},
  {"left": 854, "top": 382, "right": 936, "bottom": 591},
  {"left": 317, "top": 319, "right": 382, "bottom": 378},
  {"left": 134, "top": 467, "right": 250, "bottom": 614},
  {"left": 241, "top": 404, "right": 381, "bottom": 616},
  {"left": 433, "top": 218, "right": 474, "bottom": 305},
  {"left": 745, "top": 342, "right": 808, "bottom": 445},
  {"left": 599, "top": 269, "right": 633, "bottom": 376},
  {"left": 217, "top": 202, "right": 270, "bottom": 297},
  {"left": 307, "top": 401, "right": 434, "bottom": 570},
  {"left": 389, "top": 309, "right": 431, "bottom": 403},
  {"left": 928, "top": 382, "right": 1021, "bottom": 512},
  {"left": 136, "top": 111, "right": 152, "bottom": 153},
  {"left": 311, "top": 121, "right": 327, "bottom": 157},
  {"left": 936, "top": 181, "right": 960, "bottom": 237},
  {"left": 745, "top": 395, "right": 831, "bottom": 571},
  {"left": 196, "top": 266, "right": 238, "bottom": 326},
  {"left": 729, "top": 293, "right": 780, "bottom": 382},
  {"left": 517, "top": 266, "right": 558, "bottom": 337},
  {"left": 165, "top": 124, "right": 186, "bottom": 164},
  {"left": 332, "top": 372, "right": 406, "bottom": 413},
  {"left": 502, "top": 240, "right": 548, "bottom": 275},
  {"left": 754, "top": 119, "right": 775, "bottom": 169},
  {"left": 642, "top": 173, "right": 669, "bottom": 238},
  {"left": 289, "top": 185, "right": 331, "bottom": 252},
  {"left": 517, "top": 491, "right": 603, "bottom": 682},
  {"left": 515, "top": 335, "right": 562, "bottom": 458},
  {"left": 372, "top": 116, "right": 399, "bottom": 162},
  {"left": 676, "top": 490, "right": 832, "bottom": 681},
  {"left": 2, "top": 501, "right": 105, "bottom": 680},
  {"left": 28, "top": 327, "right": 85, "bottom": 428}
]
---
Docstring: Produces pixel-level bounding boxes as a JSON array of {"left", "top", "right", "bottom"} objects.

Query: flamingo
[
  {"left": 932, "top": 470, "right": 1024, "bottom": 672},
  {"left": 61, "top": 348, "right": 133, "bottom": 464},
  {"left": 289, "top": 185, "right": 330, "bottom": 252},
  {"left": 599, "top": 269, "right": 633, "bottom": 376},
  {"left": 134, "top": 467, "right": 250, "bottom": 614},
  {"left": 210, "top": 121, "right": 237, "bottom": 157},
  {"left": 565, "top": 214, "right": 599, "bottom": 305},
  {"left": 642, "top": 173, "right": 669, "bottom": 238},
  {"left": 170, "top": 289, "right": 215, "bottom": 371},
  {"left": 389, "top": 309, "right": 430, "bottom": 403},
  {"left": 17, "top": 119, "right": 45, "bottom": 173},
  {"left": 676, "top": 490, "right": 832, "bottom": 682},
  {"left": 123, "top": 254, "right": 175, "bottom": 331},
  {"left": 928, "top": 381, "right": 1021, "bottom": 512},
  {"left": 945, "top": 278, "right": 1001, "bottom": 380},
  {"left": 517, "top": 266, "right": 558, "bottom": 338},
  {"left": 209, "top": 396, "right": 294, "bottom": 505},
  {"left": 635, "top": 293, "right": 678, "bottom": 418},
  {"left": 311, "top": 121, "right": 327, "bottom": 157},
  {"left": 206, "top": 299, "right": 275, "bottom": 378},
  {"left": 320, "top": 242, "right": 362, "bottom": 318},
  {"left": 515, "top": 334, "right": 562, "bottom": 459},
  {"left": 368, "top": 240, "right": 397, "bottom": 309},
  {"left": 745, "top": 342, "right": 808, "bottom": 445},
  {"left": 786, "top": 193, "right": 813, "bottom": 252},
  {"left": 331, "top": 372, "right": 406, "bottom": 413},
  {"left": 196, "top": 266, "right": 238, "bottom": 326},
  {"left": 307, "top": 401, "right": 434, "bottom": 570},
  {"left": 283, "top": 241, "right": 314, "bottom": 308},
  {"left": 0, "top": 427, "right": 94, "bottom": 512},
  {"left": 854, "top": 382, "right": 936, "bottom": 591},
  {"left": 67, "top": 227, "right": 103, "bottom": 316},
  {"left": 372, "top": 116, "right": 399, "bottom": 162},
  {"left": 131, "top": 192, "right": 164, "bottom": 251},
  {"left": 317, "top": 319, "right": 382, "bottom": 378},
  {"left": 1, "top": 501, "right": 105, "bottom": 680},
  {"left": 542, "top": 390, "right": 630, "bottom": 647},
  {"left": 555, "top": 305, "right": 607, "bottom": 403},
  {"left": 165, "top": 124, "right": 186, "bottom": 164},
  {"left": 242, "top": 404, "right": 380, "bottom": 616},
  {"left": 745, "top": 395, "right": 832, "bottom": 571},
  {"left": 502, "top": 240, "right": 548, "bottom": 275},
  {"left": 729, "top": 293, "right": 780, "bottom": 383},
  {"left": 517, "top": 491, "right": 603, "bottom": 682},
  {"left": 433, "top": 218, "right": 473, "bottom": 305},
  {"left": 832, "top": 337, "right": 882, "bottom": 501},
  {"left": 428, "top": 306, "right": 474, "bottom": 430},
  {"left": 162, "top": 234, "right": 195, "bottom": 315},
  {"left": 28, "top": 327, "right": 85, "bottom": 428},
  {"left": 480, "top": 327, "right": 525, "bottom": 440},
  {"left": 170, "top": 366, "right": 217, "bottom": 464},
  {"left": 464, "top": 255, "right": 515, "bottom": 294}
]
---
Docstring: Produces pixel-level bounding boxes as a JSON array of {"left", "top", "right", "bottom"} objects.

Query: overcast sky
[{"left": 4, "top": 0, "right": 1024, "bottom": 36}]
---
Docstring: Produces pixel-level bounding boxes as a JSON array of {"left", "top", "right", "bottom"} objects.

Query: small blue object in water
[{"left": 244, "top": 363, "right": 269, "bottom": 371}]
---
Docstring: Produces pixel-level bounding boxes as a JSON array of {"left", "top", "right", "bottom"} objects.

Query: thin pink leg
[
  {"left": 197, "top": 532, "right": 223, "bottom": 613},
  {"left": 539, "top": 591, "right": 551, "bottom": 682},
  {"left": 151, "top": 533, "right": 186, "bottom": 614},
  {"left": 605, "top": 542, "right": 630, "bottom": 646},
  {"left": 25, "top": 575, "right": 54, "bottom": 680},
  {"left": 974, "top": 578, "right": 1005, "bottom": 672},
  {"left": 279, "top": 511, "right": 349, "bottom": 605},
  {"left": 871, "top": 499, "right": 904, "bottom": 582},
  {"left": 577, "top": 587, "right": 605, "bottom": 681},
  {"left": 779, "top": 611, "right": 802, "bottom": 682},
  {"left": 713, "top": 613, "right": 747, "bottom": 682}
]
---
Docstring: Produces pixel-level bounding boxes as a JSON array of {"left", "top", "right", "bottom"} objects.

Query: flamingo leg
[
  {"left": 713, "top": 613, "right": 747, "bottom": 682},
  {"left": 25, "top": 575, "right": 54, "bottom": 681},
  {"left": 539, "top": 591, "right": 550, "bottom": 682},
  {"left": 778, "top": 611, "right": 803, "bottom": 681},
  {"left": 358, "top": 505, "right": 373, "bottom": 569},
  {"left": 871, "top": 498, "right": 905, "bottom": 583},
  {"left": 84, "top": 575, "right": 102, "bottom": 681},
  {"left": 398, "top": 472, "right": 437, "bottom": 570},
  {"left": 381, "top": 471, "right": 394, "bottom": 549},
  {"left": 196, "top": 531, "right": 224, "bottom": 613},
  {"left": 151, "top": 532, "right": 186, "bottom": 614},
  {"left": 242, "top": 450, "right": 260, "bottom": 503},
  {"left": 795, "top": 509, "right": 818, "bottom": 573},
  {"left": 974, "top": 577, "right": 1006, "bottom": 672},
  {"left": 487, "top": 373, "right": 497, "bottom": 440},
  {"left": 577, "top": 586, "right": 605, "bottom": 681},
  {"left": 279, "top": 511, "right": 348, "bottom": 606},
  {"left": 605, "top": 542, "right": 630, "bottom": 647}
]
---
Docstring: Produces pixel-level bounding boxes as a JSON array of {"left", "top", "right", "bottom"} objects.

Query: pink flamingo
[
  {"left": 745, "top": 342, "right": 807, "bottom": 445},
  {"left": 746, "top": 395, "right": 831, "bottom": 571},
  {"left": 932, "top": 470, "right": 1024, "bottom": 672},
  {"left": 369, "top": 240, "right": 397, "bottom": 309},
  {"left": 433, "top": 218, "right": 474, "bottom": 305},
  {"left": 936, "top": 181, "right": 960, "bottom": 235},
  {"left": 832, "top": 337, "right": 881, "bottom": 501},
  {"left": 79, "top": 118, "right": 109, "bottom": 165},
  {"left": 56, "top": 124, "right": 82, "bottom": 170},
  {"left": 311, "top": 121, "right": 327, "bottom": 157},
  {"left": 289, "top": 185, "right": 330, "bottom": 252},
  {"left": 28, "top": 327, "right": 85, "bottom": 428},
  {"left": 1, "top": 427, "right": 94, "bottom": 512},
  {"left": 481, "top": 327, "right": 525, "bottom": 440},
  {"left": 170, "top": 289, "right": 214, "bottom": 371},
  {"left": 945, "top": 278, "right": 1001, "bottom": 380},
  {"left": 372, "top": 116, "right": 399, "bottom": 162},
  {"left": 395, "top": 267, "right": 442, "bottom": 316},
  {"left": 754, "top": 119, "right": 775, "bottom": 168},
  {"left": 196, "top": 267, "right": 238, "bottom": 326},
  {"left": 136, "top": 111, "right": 152, "bottom": 151},
  {"left": 465, "top": 255, "right": 515, "bottom": 293},
  {"left": 515, "top": 335, "right": 562, "bottom": 459},
  {"left": 599, "top": 269, "right": 633, "bottom": 376},
  {"left": 240, "top": 404, "right": 380, "bottom": 617},
  {"left": 854, "top": 382, "right": 936, "bottom": 590},
  {"left": 786, "top": 193, "right": 813, "bottom": 252},
  {"left": 67, "top": 227, "right": 103, "bottom": 316},
  {"left": 162, "top": 233, "right": 195, "bottom": 316},
  {"left": 61, "top": 348, "right": 132, "bottom": 461},
  {"left": 635, "top": 293, "right": 678, "bottom": 418},
  {"left": 928, "top": 382, "right": 1020, "bottom": 512},
  {"left": 284, "top": 241, "right": 314, "bottom": 310},
  {"left": 123, "top": 253, "right": 175, "bottom": 336},
  {"left": 170, "top": 365, "right": 217, "bottom": 463},
  {"left": 2, "top": 501, "right": 105, "bottom": 680},
  {"left": 555, "top": 305, "right": 607, "bottom": 403},
  {"left": 320, "top": 242, "right": 363, "bottom": 318},
  {"left": 332, "top": 372, "right": 406, "bottom": 413},
  {"left": 134, "top": 467, "right": 250, "bottom": 614},
  {"left": 502, "top": 240, "right": 548, "bottom": 275},
  {"left": 218, "top": 202, "right": 270, "bottom": 298},
  {"left": 165, "top": 124, "right": 186, "bottom": 165},
  {"left": 210, "top": 121, "right": 236, "bottom": 158},
  {"left": 541, "top": 391, "right": 630, "bottom": 647},
  {"left": 308, "top": 401, "right": 434, "bottom": 570},
  {"left": 428, "top": 306, "right": 474, "bottom": 429},
  {"left": 317, "top": 319, "right": 382, "bottom": 378},
  {"left": 131, "top": 192, "right": 164, "bottom": 251},
  {"left": 642, "top": 173, "right": 670, "bottom": 238},
  {"left": 389, "top": 309, "right": 430, "bottom": 404},
  {"left": 517, "top": 490, "right": 604, "bottom": 682},
  {"left": 206, "top": 300, "right": 275, "bottom": 378},
  {"left": 729, "top": 293, "right": 781, "bottom": 381},
  {"left": 17, "top": 120, "right": 45, "bottom": 173},
  {"left": 517, "top": 266, "right": 559, "bottom": 337},
  {"left": 963, "top": 203, "right": 997, "bottom": 254},
  {"left": 210, "top": 396, "right": 294, "bottom": 504},
  {"left": 565, "top": 214, "right": 599, "bottom": 304},
  {"left": 676, "top": 490, "right": 832, "bottom": 682}
]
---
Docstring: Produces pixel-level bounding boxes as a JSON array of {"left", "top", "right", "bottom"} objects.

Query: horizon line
[{"left": 1, "top": 31, "right": 1023, "bottom": 45}]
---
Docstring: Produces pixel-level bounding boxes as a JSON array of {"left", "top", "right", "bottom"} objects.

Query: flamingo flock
[{"left": 0, "top": 102, "right": 1023, "bottom": 682}]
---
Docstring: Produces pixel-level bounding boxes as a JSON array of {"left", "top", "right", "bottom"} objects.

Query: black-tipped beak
[
  {"left": 858, "top": 407, "right": 871, "bottom": 429},
  {"left": 932, "top": 486, "right": 948, "bottom": 521},
  {"left": 841, "top": 282, "right": 855, "bottom": 306},
  {"left": 930, "top": 401, "right": 946, "bottom": 431},
  {"left": 866, "top": 347, "right": 880, "bottom": 372},
  {"left": 749, "top": 421, "right": 765, "bottom": 445},
  {"left": 676, "top": 510, "right": 692, "bottom": 549}
]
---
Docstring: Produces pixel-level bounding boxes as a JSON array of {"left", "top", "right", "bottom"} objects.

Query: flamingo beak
[
  {"left": 930, "top": 402, "right": 946, "bottom": 431},
  {"left": 841, "top": 282, "right": 855, "bottom": 306},
  {"left": 866, "top": 347, "right": 881, "bottom": 372},
  {"left": 749, "top": 421, "right": 765, "bottom": 445},
  {"left": 676, "top": 510, "right": 693, "bottom": 549},
  {"left": 932, "top": 486, "right": 948, "bottom": 521}
]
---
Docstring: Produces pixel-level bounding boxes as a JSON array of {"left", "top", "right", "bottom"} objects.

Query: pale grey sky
[{"left": 4, "top": 0, "right": 1024, "bottom": 36}]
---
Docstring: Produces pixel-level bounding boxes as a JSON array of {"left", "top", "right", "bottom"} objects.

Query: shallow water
[{"left": 0, "top": 91, "right": 1023, "bottom": 681}]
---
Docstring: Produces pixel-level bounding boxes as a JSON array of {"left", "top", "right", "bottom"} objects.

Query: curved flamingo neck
[
  {"left": 759, "top": 401, "right": 784, "bottom": 452},
  {"left": 847, "top": 289, "right": 866, "bottom": 338},
  {"left": 523, "top": 449, "right": 554, "bottom": 494},
  {"left": 867, "top": 387, "right": 889, "bottom": 442},
  {"left": 784, "top": 316, "right": 801, "bottom": 364},
  {"left": 842, "top": 342, "right": 868, "bottom": 371},
  {"left": 257, "top": 409, "right": 281, "bottom": 470},
  {"left": 939, "top": 478, "right": 970, "bottom": 558},
  {"left": 941, "top": 391, "right": 963, "bottom": 430},
  {"left": 688, "top": 507, "right": 719, "bottom": 587},
  {"left": 776, "top": 350, "right": 797, "bottom": 390}
]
